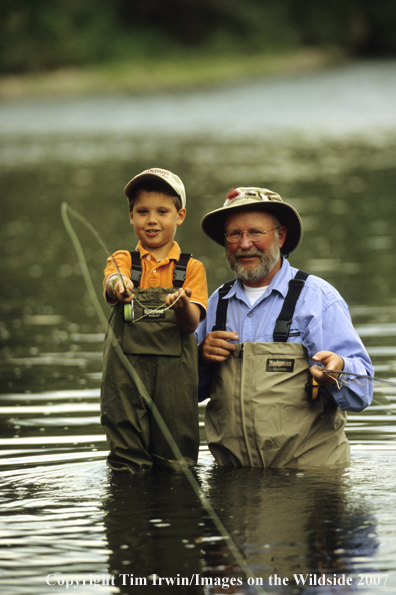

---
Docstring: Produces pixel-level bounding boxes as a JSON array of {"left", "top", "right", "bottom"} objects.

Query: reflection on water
[
  {"left": 1, "top": 453, "right": 396, "bottom": 594},
  {"left": 1, "top": 61, "right": 396, "bottom": 594},
  {"left": 199, "top": 466, "right": 381, "bottom": 593},
  {"left": 104, "top": 472, "right": 204, "bottom": 595}
]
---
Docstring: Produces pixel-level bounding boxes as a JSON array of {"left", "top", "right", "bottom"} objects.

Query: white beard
[{"left": 226, "top": 241, "right": 280, "bottom": 281}]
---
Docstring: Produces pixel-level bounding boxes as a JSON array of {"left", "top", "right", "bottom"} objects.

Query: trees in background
[{"left": 1, "top": 0, "right": 395, "bottom": 74}]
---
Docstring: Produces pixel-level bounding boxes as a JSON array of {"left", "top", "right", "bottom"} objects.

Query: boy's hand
[
  {"left": 166, "top": 288, "right": 201, "bottom": 334},
  {"left": 108, "top": 276, "right": 134, "bottom": 303},
  {"left": 165, "top": 287, "right": 191, "bottom": 309}
]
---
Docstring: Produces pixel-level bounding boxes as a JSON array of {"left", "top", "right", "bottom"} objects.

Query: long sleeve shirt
[{"left": 195, "top": 257, "right": 373, "bottom": 411}]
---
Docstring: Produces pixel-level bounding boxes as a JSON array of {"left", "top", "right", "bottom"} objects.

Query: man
[{"left": 196, "top": 187, "right": 373, "bottom": 468}]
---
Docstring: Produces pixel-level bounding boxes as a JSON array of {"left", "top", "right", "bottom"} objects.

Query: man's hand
[
  {"left": 310, "top": 350, "right": 345, "bottom": 386},
  {"left": 198, "top": 331, "right": 239, "bottom": 365}
]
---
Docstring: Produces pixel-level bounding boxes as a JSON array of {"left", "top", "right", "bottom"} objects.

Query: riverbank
[{"left": 0, "top": 47, "right": 342, "bottom": 101}]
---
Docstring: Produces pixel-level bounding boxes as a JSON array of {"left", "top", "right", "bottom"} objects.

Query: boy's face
[{"left": 129, "top": 191, "right": 186, "bottom": 259}]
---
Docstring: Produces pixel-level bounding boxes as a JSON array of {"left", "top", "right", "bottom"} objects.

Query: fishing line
[
  {"left": 65, "top": 203, "right": 131, "bottom": 296},
  {"left": 131, "top": 291, "right": 186, "bottom": 323},
  {"left": 311, "top": 367, "right": 396, "bottom": 414},
  {"left": 68, "top": 203, "right": 186, "bottom": 321},
  {"left": 315, "top": 368, "right": 396, "bottom": 388},
  {"left": 61, "top": 203, "right": 268, "bottom": 595}
]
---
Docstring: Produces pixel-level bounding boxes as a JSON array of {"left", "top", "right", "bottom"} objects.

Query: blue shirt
[{"left": 195, "top": 258, "right": 373, "bottom": 411}]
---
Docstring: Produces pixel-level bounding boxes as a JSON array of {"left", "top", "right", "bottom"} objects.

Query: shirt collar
[
  {"left": 267, "top": 257, "right": 294, "bottom": 298},
  {"left": 223, "top": 257, "right": 293, "bottom": 301},
  {"left": 135, "top": 240, "right": 181, "bottom": 262}
]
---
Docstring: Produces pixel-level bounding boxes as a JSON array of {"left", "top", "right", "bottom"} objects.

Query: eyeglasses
[{"left": 224, "top": 227, "right": 280, "bottom": 243}]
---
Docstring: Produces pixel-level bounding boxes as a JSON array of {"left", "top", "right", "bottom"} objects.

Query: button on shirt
[{"left": 195, "top": 258, "right": 373, "bottom": 412}]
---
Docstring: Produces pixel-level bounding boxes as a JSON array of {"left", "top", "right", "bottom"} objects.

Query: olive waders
[
  {"left": 205, "top": 271, "right": 350, "bottom": 468},
  {"left": 100, "top": 252, "right": 199, "bottom": 473}
]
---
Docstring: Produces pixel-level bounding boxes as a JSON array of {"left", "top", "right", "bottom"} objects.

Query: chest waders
[
  {"left": 100, "top": 252, "right": 199, "bottom": 473},
  {"left": 205, "top": 271, "right": 350, "bottom": 468}
]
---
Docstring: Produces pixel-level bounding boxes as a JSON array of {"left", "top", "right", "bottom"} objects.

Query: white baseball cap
[{"left": 124, "top": 168, "right": 186, "bottom": 208}]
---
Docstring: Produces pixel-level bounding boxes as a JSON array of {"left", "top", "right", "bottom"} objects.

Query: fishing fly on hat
[
  {"left": 201, "top": 187, "right": 303, "bottom": 257},
  {"left": 124, "top": 168, "right": 186, "bottom": 208}
]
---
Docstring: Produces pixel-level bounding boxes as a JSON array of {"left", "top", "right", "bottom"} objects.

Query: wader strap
[
  {"left": 129, "top": 251, "right": 192, "bottom": 288},
  {"left": 129, "top": 251, "right": 142, "bottom": 288},
  {"left": 273, "top": 270, "right": 309, "bottom": 342},
  {"left": 212, "top": 271, "right": 309, "bottom": 338},
  {"left": 173, "top": 252, "right": 192, "bottom": 287},
  {"left": 212, "top": 279, "right": 236, "bottom": 331}
]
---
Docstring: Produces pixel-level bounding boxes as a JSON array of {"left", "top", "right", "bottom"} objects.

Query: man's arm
[{"left": 306, "top": 300, "right": 374, "bottom": 412}]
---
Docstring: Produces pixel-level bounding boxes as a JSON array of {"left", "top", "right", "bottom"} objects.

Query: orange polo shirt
[{"left": 104, "top": 241, "right": 208, "bottom": 319}]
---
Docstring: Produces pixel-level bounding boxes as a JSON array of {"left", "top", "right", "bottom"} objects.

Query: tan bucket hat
[
  {"left": 201, "top": 187, "right": 303, "bottom": 256},
  {"left": 124, "top": 168, "right": 186, "bottom": 208}
]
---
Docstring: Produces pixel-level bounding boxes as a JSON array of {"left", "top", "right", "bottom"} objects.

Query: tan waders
[
  {"left": 205, "top": 271, "right": 350, "bottom": 468},
  {"left": 100, "top": 286, "right": 199, "bottom": 473},
  {"left": 205, "top": 342, "right": 350, "bottom": 468}
]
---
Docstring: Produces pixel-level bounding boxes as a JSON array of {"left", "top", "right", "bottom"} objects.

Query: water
[{"left": 1, "top": 59, "right": 396, "bottom": 594}]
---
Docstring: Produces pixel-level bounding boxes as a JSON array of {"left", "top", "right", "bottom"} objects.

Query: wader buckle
[
  {"left": 173, "top": 268, "right": 187, "bottom": 284},
  {"left": 273, "top": 320, "right": 290, "bottom": 342}
]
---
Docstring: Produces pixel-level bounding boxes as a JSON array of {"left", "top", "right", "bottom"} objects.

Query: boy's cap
[
  {"left": 124, "top": 168, "right": 186, "bottom": 208},
  {"left": 201, "top": 187, "right": 303, "bottom": 256}
]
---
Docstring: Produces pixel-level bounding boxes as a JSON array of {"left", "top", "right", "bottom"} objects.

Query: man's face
[{"left": 225, "top": 210, "right": 286, "bottom": 283}]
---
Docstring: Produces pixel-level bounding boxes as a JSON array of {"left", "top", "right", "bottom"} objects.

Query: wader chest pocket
[{"left": 122, "top": 287, "right": 182, "bottom": 357}]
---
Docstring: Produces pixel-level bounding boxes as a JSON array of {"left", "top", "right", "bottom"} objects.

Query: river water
[{"left": 1, "top": 59, "right": 396, "bottom": 595}]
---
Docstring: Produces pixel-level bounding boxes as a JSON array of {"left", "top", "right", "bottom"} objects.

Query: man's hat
[
  {"left": 124, "top": 168, "right": 186, "bottom": 208},
  {"left": 201, "top": 187, "right": 303, "bottom": 256}
]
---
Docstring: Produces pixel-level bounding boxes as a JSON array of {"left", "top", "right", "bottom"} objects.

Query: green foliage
[
  {"left": 0, "top": 0, "right": 395, "bottom": 74},
  {"left": 290, "top": 0, "right": 396, "bottom": 55}
]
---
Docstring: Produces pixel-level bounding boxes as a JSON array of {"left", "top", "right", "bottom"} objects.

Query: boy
[{"left": 100, "top": 168, "right": 208, "bottom": 473}]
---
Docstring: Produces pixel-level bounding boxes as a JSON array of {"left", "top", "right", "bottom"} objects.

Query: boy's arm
[
  {"left": 166, "top": 288, "right": 201, "bottom": 334},
  {"left": 105, "top": 275, "right": 134, "bottom": 303},
  {"left": 103, "top": 251, "right": 133, "bottom": 304}
]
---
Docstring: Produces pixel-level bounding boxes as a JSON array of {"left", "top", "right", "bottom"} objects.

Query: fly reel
[{"left": 124, "top": 303, "right": 133, "bottom": 322}]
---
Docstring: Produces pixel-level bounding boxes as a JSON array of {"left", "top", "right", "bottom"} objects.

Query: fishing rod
[
  {"left": 64, "top": 205, "right": 131, "bottom": 297},
  {"left": 64, "top": 204, "right": 396, "bottom": 395},
  {"left": 65, "top": 204, "right": 185, "bottom": 323},
  {"left": 61, "top": 203, "right": 268, "bottom": 595},
  {"left": 62, "top": 202, "right": 396, "bottom": 592}
]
